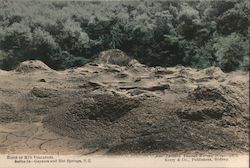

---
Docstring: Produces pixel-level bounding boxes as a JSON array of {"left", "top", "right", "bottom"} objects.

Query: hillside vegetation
[{"left": 0, "top": 0, "right": 249, "bottom": 71}]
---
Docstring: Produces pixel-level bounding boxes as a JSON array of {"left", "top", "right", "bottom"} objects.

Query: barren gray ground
[{"left": 0, "top": 60, "right": 249, "bottom": 155}]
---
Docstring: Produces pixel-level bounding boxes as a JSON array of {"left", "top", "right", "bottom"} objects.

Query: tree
[
  {"left": 2, "top": 22, "right": 32, "bottom": 50},
  {"left": 217, "top": 0, "right": 249, "bottom": 35},
  {"left": 30, "top": 28, "right": 61, "bottom": 67},
  {"left": 213, "top": 33, "right": 249, "bottom": 72}
]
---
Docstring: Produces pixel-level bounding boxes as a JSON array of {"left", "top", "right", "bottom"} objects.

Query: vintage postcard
[{"left": 0, "top": 0, "right": 249, "bottom": 167}]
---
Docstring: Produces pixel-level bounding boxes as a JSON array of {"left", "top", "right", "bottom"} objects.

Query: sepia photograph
[{"left": 0, "top": 0, "right": 249, "bottom": 167}]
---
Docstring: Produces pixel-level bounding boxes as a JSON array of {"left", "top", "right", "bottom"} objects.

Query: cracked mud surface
[
  {"left": 0, "top": 122, "right": 83, "bottom": 154},
  {"left": 0, "top": 60, "right": 249, "bottom": 155}
]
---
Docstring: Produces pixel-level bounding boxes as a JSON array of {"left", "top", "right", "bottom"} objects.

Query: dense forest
[{"left": 0, "top": 0, "right": 249, "bottom": 71}]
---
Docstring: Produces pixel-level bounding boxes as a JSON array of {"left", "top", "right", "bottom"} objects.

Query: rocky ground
[{"left": 0, "top": 56, "right": 249, "bottom": 155}]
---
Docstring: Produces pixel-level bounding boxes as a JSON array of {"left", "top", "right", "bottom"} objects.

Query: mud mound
[
  {"left": 44, "top": 95, "right": 248, "bottom": 153},
  {"left": 0, "top": 102, "right": 27, "bottom": 123},
  {"left": 43, "top": 94, "right": 140, "bottom": 148},
  {"left": 0, "top": 58, "right": 249, "bottom": 154},
  {"left": 190, "top": 85, "right": 226, "bottom": 101},
  {"left": 95, "top": 49, "right": 140, "bottom": 66},
  {"left": 15, "top": 60, "right": 52, "bottom": 72},
  {"left": 0, "top": 69, "right": 8, "bottom": 74},
  {"left": 190, "top": 85, "right": 248, "bottom": 111},
  {"left": 30, "top": 87, "right": 58, "bottom": 98},
  {"left": 182, "top": 83, "right": 248, "bottom": 144},
  {"left": 65, "top": 94, "right": 140, "bottom": 123},
  {"left": 202, "top": 66, "right": 224, "bottom": 76}
]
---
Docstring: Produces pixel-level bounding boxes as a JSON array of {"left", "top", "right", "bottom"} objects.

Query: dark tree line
[{"left": 0, "top": 0, "right": 249, "bottom": 71}]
